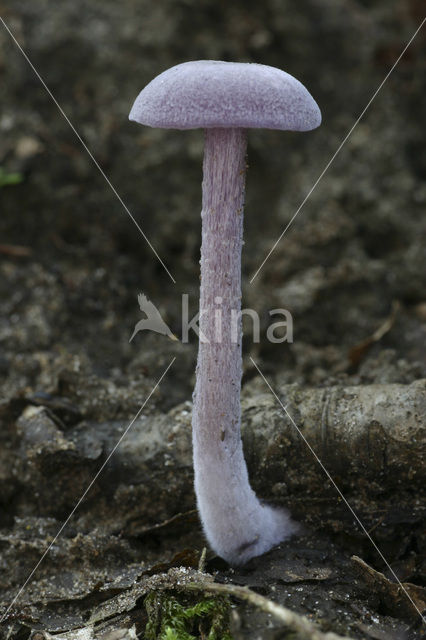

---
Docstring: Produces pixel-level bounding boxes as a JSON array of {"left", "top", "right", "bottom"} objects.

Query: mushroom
[{"left": 129, "top": 60, "right": 321, "bottom": 565}]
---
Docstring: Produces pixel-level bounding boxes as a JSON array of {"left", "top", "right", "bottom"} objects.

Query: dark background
[
  {"left": 0, "top": 0, "right": 425, "bottom": 386},
  {"left": 0, "top": 1, "right": 425, "bottom": 638}
]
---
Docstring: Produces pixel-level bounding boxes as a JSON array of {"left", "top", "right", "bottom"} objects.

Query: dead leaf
[{"left": 352, "top": 555, "right": 426, "bottom": 622}]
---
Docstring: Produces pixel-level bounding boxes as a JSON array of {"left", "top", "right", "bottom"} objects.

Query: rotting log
[{"left": 4, "top": 380, "right": 424, "bottom": 534}]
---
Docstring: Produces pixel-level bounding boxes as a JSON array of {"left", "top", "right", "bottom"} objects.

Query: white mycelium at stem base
[{"left": 192, "top": 128, "right": 297, "bottom": 565}]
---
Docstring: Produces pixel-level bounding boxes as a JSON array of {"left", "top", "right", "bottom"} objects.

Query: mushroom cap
[{"left": 129, "top": 60, "right": 321, "bottom": 132}]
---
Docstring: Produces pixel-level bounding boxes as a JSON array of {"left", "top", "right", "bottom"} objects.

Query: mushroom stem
[{"left": 192, "top": 128, "right": 297, "bottom": 565}]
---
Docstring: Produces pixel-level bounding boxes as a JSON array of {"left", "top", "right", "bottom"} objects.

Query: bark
[{"left": 240, "top": 378, "right": 425, "bottom": 500}]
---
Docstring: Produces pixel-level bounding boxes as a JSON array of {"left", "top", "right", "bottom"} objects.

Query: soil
[{"left": 0, "top": 1, "right": 425, "bottom": 638}]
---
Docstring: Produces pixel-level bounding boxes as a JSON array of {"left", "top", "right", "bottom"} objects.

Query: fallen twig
[
  {"left": 184, "top": 576, "right": 357, "bottom": 640},
  {"left": 0, "top": 243, "right": 32, "bottom": 257}
]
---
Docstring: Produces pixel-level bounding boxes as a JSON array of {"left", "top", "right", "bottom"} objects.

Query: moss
[
  {"left": 0, "top": 167, "right": 23, "bottom": 188},
  {"left": 144, "top": 590, "right": 233, "bottom": 640}
]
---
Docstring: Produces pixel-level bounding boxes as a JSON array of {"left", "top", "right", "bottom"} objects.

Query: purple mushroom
[{"left": 129, "top": 60, "right": 321, "bottom": 565}]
